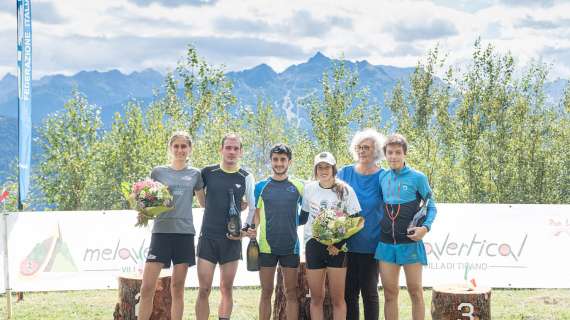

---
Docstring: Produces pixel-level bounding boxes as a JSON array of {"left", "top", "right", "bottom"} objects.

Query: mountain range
[
  {"left": 0, "top": 52, "right": 417, "bottom": 184},
  {"left": 0, "top": 52, "right": 568, "bottom": 185}
]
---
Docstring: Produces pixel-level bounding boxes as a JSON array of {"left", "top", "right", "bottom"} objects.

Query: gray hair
[{"left": 349, "top": 128, "right": 386, "bottom": 162}]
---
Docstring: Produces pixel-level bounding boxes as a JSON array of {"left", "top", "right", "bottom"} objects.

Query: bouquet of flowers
[
  {"left": 121, "top": 179, "right": 174, "bottom": 227},
  {"left": 312, "top": 206, "right": 364, "bottom": 252}
]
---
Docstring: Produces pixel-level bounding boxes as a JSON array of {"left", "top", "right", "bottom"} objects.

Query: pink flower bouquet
[{"left": 121, "top": 179, "right": 174, "bottom": 227}]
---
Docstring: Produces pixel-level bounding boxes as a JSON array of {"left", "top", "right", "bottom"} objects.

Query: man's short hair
[
  {"left": 383, "top": 133, "right": 408, "bottom": 155},
  {"left": 269, "top": 143, "right": 292, "bottom": 160},
  {"left": 221, "top": 133, "right": 243, "bottom": 149}
]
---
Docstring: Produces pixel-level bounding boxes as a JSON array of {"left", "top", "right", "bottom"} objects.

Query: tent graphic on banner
[{"left": 19, "top": 225, "right": 78, "bottom": 277}]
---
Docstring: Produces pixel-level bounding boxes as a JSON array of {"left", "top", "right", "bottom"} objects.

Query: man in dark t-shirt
[{"left": 195, "top": 133, "right": 255, "bottom": 320}]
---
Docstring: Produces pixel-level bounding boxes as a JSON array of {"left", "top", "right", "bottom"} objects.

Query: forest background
[{"left": 2, "top": 40, "right": 569, "bottom": 211}]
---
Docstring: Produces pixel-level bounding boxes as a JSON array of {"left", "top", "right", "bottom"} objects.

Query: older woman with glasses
[{"left": 337, "top": 128, "right": 386, "bottom": 320}]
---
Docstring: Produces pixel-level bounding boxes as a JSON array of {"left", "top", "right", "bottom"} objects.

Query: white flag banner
[{"left": 0, "top": 204, "right": 569, "bottom": 292}]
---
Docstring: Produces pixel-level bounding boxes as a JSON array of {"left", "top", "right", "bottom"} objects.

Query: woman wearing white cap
[{"left": 299, "top": 152, "right": 362, "bottom": 320}]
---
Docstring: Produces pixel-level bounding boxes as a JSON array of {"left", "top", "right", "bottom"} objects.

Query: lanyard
[
  {"left": 385, "top": 171, "right": 401, "bottom": 222},
  {"left": 384, "top": 171, "right": 403, "bottom": 244}
]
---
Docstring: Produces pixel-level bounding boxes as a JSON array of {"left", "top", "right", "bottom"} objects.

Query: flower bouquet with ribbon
[
  {"left": 121, "top": 179, "right": 174, "bottom": 227},
  {"left": 311, "top": 205, "right": 364, "bottom": 252}
]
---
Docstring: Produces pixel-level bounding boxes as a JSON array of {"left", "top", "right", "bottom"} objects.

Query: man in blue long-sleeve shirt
[{"left": 375, "top": 133, "right": 437, "bottom": 320}]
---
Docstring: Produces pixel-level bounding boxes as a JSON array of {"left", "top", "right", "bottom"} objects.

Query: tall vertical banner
[{"left": 17, "top": 0, "right": 32, "bottom": 206}]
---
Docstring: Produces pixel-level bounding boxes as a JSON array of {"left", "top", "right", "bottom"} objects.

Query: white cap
[{"left": 314, "top": 152, "right": 336, "bottom": 167}]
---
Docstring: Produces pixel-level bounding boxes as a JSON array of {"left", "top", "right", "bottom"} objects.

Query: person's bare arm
[{"left": 195, "top": 189, "right": 205, "bottom": 208}]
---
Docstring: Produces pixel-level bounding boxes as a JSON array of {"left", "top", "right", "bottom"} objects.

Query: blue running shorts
[{"left": 374, "top": 241, "right": 427, "bottom": 265}]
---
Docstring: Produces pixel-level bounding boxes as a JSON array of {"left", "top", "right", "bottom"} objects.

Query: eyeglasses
[{"left": 355, "top": 145, "right": 372, "bottom": 151}]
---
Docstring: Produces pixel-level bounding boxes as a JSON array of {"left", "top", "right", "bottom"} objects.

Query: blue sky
[{"left": 0, "top": 0, "right": 569, "bottom": 79}]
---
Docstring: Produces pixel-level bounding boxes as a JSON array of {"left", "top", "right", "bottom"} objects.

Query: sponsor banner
[
  {"left": 420, "top": 204, "right": 570, "bottom": 288},
  {"left": 6, "top": 210, "right": 260, "bottom": 291},
  {"left": 0, "top": 204, "right": 569, "bottom": 291}
]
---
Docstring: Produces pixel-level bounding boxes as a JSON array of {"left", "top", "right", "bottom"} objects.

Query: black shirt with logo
[{"left": 200, "top": 164, "right": 255, "bottom": 239}]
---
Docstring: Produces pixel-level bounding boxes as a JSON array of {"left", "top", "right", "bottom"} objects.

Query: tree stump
[
  {"left": 431, "top": 284, "right": 491, "bottom": 320},
  {"left": 113, "top": 273, "right": 172, "bottom": 320},
  {"left": 273, "top": 262, "right": 333, "bottom": 320}
]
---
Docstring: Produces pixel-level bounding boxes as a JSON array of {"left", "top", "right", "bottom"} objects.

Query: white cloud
[
  {"left": 128, "top": 0, "right": 218, "bottom": 7},
  {"left": 386, "top": 18, "right": 458, "bottom": 42},
  {"left": 32, "top": 1, "right": 66, "bottom": 24},
  {"left": 0, "top": 0, "right": 569, "bottom": 80}
]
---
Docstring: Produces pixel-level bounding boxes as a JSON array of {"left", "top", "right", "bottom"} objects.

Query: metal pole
[{"left": 3, "top": 213, "right": 12, "bottom": 319}]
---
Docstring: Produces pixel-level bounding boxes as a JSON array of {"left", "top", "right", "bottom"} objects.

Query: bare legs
[
  {"left": 170, "top": 263, "right": 189, "bottom": 320},
  {"left": 195, "top": 258, "right": 215, "bottom": 320},
  {"left": 307, "top": 267, "right": 347, "bottom": 320},
  {"left": 258, "top": 266, "right": 298, "bottom": 320},
  {"left": 404, "top": 263, "right": 424, "bottom": 320},
  {"left": 380, "top": 262, "right": 424, "bottom": 320},
  {"left": 138, "top": 262, "right": 163, "bottom": 320},
  {"left": 195, "top": 258, "right": 239, "bottom": 320},
  {"left": 138, "top": 262, "right": 189, "bottom": 320},
  {"left": 218, "top": 260, "right": 239, "bottom": 318}
]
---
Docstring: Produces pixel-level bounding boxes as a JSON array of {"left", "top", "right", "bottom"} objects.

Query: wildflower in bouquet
[
  {"left": 121, "top": 179, "right": 174, "bottom": 227},
  {"left": 311, "top": 206, "right": 364, "bottom": 252}
]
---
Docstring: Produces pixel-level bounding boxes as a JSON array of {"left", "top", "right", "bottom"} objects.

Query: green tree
[
  {"left": 396, "top": 47, "right": 449, "bottom": 182},
  {"left": 240, "top": 99, "right": 288, "bottom": 178},
  {"left": 173, "top": 46, "right": 238, "bottom": 168},
  {"left": 34, "top": 43, "right": 570, "bottom": 209},
  {"left": 85, "top": 102, "right": 157, "bottom": 209},
  {"left": 387, "top": 47, "right": 459, "bottom": 202},
  {"left": 287, "top": 130, "right": 317, "bottom": 180},
  {"left": 191, "top": 98, "right": 238, "bottom": 169},
  {"left": 556, "top": 85, "right": 570, "bottom": 202},
  {"left": 36, "top": 91, "right": 101, "bottom": 210},
  {"left": 304, "top": 60, "right": 368, "bottom": 167},
  {"left": 452, "top": 41, "right": 563, "bottom": 203},
  {"left": 177, "top": 46, "right": 235, "bottom": 138},
  {"left": 388, "top": 40, "right": 570, "bottom": 204},
  {"left": 386, "top": 82, "right": 411, "bottom": 133}
]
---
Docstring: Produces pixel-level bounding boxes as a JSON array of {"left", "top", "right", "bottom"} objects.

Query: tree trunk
[
  {"left": 431, "top": 284, "right": 491, "bottom": 320},
  {"left": 273, "top": 262, "right": 333, "bottom": 320},
  {"left": 113, "top": 273, "right": 172, "bottom": 320}
]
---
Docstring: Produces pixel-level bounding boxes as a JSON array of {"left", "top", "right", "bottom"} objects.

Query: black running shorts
[
  {"left": 259, "top": 253, "right": 300, "bottom": 268},
  {"left": 305, "top": 238, "right": 347, "bottom": 269},
  {"left": 196, "top": 236, "right": 242, "bottom": 265},
  {"left": 146, "top": 233, "right": 196, "bottom": 268}
]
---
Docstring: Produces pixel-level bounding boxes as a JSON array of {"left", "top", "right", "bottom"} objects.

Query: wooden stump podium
[
  {"left": 273, "top": 262, "right": 333, "bottom": 320},
  {"left": 113, "top": 273, "right": 172, "bottom": 320},
  {"left": 431, "top": 284, "right": 491, "bottom": 320}
]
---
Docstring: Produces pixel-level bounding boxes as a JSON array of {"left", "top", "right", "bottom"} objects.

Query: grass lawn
[{"left": 1, "top": 288, "right": 569, "bottom": 319}]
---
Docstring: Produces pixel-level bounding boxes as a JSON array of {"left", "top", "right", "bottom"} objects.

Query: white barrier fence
[{"left": 1, "top": 204, "right": 569, "bottom": 292}]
